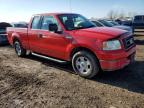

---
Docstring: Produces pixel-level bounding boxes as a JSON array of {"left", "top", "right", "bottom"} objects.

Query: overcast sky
[{"left": 0, "top": 0, "right": 144, "bottom": 22}]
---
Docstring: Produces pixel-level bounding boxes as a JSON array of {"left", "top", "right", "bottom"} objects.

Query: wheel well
[
  {"left": 70, "top": 47, "right": 101, "bottom": 70},
  {"left": 13, "top": 37, "right": 19, "bottom": 44},
  {"left": 70, "top": 47, "right": 98, "bottom": 60}
]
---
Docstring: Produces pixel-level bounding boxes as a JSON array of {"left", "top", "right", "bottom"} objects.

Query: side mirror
[{"left": 49, "top": 24, "right": 58, "bottom": 33}]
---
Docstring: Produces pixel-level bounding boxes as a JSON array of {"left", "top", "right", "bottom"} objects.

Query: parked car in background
[
  {"left": 11, "top": 22, "right": 28, "bottom": 28},
  {"left": 115, "top": 19, "right": 122, "bottom": 25},
  {"left": 0, "top": 22, "right": 12, "bottom": 45},
  {"left": 122, "top": 20, "right": 132, "bottom": 27},
  {"left": 133, "top": 15, "right": 144, "bottom": 29},
  {"left": 107, "top": 20, "right": 119, "bottom": 26},
  {"left": 92, "top": 20, "right": 132, "bottom": 32},
  {"left": 91, "top": 20, "right": 104, "bottom": 27},
  {"left": 7, "top": 13, "right": 136, "bottom": 79}
]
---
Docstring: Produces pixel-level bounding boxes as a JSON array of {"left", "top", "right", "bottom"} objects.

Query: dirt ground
[{"left": 0, "top": 34, "right": 144, "bottom": 108}]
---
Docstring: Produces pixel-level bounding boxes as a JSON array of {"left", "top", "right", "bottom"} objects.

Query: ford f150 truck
[{"left": 7, "top": 13, "right": 136, "bottom": 78}]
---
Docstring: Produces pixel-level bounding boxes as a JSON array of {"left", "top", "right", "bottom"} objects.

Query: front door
[{"left": 37, "top": 15, "right": 71, "bottom": 60}]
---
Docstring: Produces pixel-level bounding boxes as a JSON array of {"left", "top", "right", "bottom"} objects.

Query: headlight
[{"left": 103, "top": 40, "right": 121, "bottom": 51}]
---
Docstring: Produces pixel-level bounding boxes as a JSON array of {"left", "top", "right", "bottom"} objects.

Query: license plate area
[{"left": 128, "top": 53, "right": 135, "bottom": 63}]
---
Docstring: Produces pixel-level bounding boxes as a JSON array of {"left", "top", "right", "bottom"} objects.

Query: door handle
[{"left": 65, "top": 35, "right": 73, "bottom": 40}]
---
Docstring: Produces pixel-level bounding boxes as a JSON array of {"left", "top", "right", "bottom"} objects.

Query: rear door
[
  {"left": 28, "top": 16, "right": 43, "bottom": 53},
  {"left": 37, "top": 15, "right": 71, "bottom": 60}
]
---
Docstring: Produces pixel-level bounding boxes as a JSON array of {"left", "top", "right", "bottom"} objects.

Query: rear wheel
[
  {"left": 14, "top": 40, "right": 26, "bottom": 57},
  {"left": 72, "top": 51, "right": 99, "bottom": 79}
]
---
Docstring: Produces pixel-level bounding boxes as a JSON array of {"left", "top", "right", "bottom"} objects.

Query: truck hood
[{"left": 73, "top": 27, "right": 127, "bottom": 40}]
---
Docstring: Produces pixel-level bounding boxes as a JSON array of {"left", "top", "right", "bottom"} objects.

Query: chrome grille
[{"left": 123, "top": 36, "right": 135, "bottom": 49}]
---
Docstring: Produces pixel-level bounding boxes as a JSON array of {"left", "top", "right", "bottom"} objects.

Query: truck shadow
[
  {"left": 92, "top": 61, "right": 144, "bottom": 94},
  {"left": 27, "top": 55, "right": 144, "bottom": 94},
  {"left": 27, "top": 55, "right": 74, "bottom": 73}
]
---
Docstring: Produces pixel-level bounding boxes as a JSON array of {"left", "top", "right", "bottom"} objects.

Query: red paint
[{"left": 7, "top": 13, "right": 136, "bottom": 71}]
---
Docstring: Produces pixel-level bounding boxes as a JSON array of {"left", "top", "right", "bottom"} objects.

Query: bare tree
[
  {"left": 119, "top": 11, "right": 126, "bottom": 19},
  {"left": 107, "top": 10, "right": 135, "bottom": 20},
  {"left": 107, "top": 10, "right": 118, "bottom": 20},
  {"left": 127, "top": 12, "right": 137, "bottom": 18}
]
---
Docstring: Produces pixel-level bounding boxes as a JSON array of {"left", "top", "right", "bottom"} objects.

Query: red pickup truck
[{"left": 7, "top": 13, "right": 136, "bottom": 78}]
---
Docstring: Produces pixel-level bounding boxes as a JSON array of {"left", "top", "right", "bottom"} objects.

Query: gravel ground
[{"left": 0, "top": 35, "right": 144, "bottom": 108}]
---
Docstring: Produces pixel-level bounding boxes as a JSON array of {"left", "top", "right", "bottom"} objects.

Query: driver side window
[
  {"left": 74, "top": 16, "right": 85, "bottom": 27},
  {"left": 41, "top": 16, "right": 59, "bottom": 30}
]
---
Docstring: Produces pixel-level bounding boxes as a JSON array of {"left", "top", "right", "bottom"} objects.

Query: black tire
[
  {"left": 14, "top": 40, "right": 26, "bottom": 57},
  {"left": 72, "top": 51, "right": 99, "bottom": 79}
]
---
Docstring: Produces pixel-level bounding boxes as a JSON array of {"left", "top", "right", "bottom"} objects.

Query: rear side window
[{"left": 31, "top": 16, "right": 41, "bottom": 29}]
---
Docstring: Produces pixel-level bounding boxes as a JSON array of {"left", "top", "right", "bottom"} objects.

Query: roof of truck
[{"left": 33, "top": 13, "right": 79, "bottom": 16}]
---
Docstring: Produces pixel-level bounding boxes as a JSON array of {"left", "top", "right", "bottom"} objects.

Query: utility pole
[{"left": 69, "top": 0, "right": 72, "bottom": 12}]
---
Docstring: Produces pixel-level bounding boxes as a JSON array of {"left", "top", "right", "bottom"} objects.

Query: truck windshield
[{"left": 58, "top": 14, "right": 96, "bottom": 31}]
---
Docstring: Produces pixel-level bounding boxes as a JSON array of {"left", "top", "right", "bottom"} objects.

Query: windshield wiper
[
  {"left": 85, "top": 25, "right": 96, "bottom": 28},
  {"left": 74, "top": 25, "right": 95, "bottom": 30},
  {"left": 68, "top": 25, "right": 95, "bottom": 31}
]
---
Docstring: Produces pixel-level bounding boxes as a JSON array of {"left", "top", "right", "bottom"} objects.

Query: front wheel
[
  {"left": 72, "top": 51, "right": 99, "bottom": 79},
  {"left": 14, "top": 40, "right": 26, "bottom": 57}
]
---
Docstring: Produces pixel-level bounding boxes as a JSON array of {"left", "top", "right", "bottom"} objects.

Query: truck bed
[{"left": 7, "top": 27, "right": 28, "bottom": 45}]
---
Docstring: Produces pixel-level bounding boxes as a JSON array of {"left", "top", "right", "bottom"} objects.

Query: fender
[
  {"left": 11, "top": 32, "right": 21, "bottom": 45},
  {"left": 65, "top": 42, "right": 97, "bottom": 61}
]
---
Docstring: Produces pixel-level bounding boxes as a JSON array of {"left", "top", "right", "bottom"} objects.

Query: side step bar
[
  {"left": 0, "top": 34, "right": 8, "bottom": 36},
  {"left": 32, "top": 53, "right": 67, "bottom": 63}
]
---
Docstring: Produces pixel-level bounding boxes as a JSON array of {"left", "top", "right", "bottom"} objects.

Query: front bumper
[{"left": 98, "top": 46, "right": 136, "bottom": 71}]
